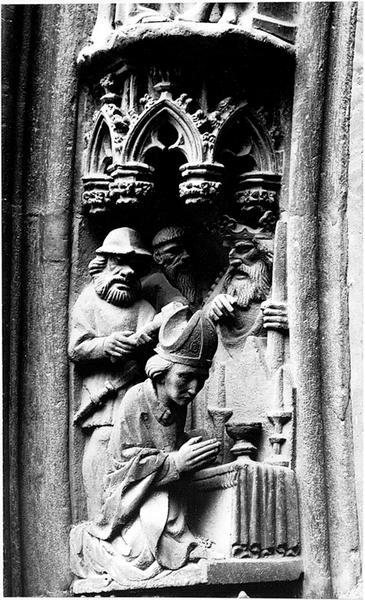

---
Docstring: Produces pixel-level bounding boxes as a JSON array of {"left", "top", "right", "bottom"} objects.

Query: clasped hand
[
  {"left": 172, "top": 436, "right": 220, "bottom": 473},
  {"left": 261, "top": 300, "right": 289, "bottom": 331},
  {"left": 104, "top": 330, "right": 153, "bottom": 358}
]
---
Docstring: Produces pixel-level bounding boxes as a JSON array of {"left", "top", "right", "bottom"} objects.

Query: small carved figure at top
[
  {"left": 70, "top": 306, "right": 221, "bottom": 590},
  {"left": 114, "top": 3, "right": 179, "bottom": 26},
  {"left": 178, "top": 2, "right": 255, "bottom": 25},
  {"left": 68, "top": 227, "right": 157, "bottom": 519},
  {"left": 114, "top": 3, "right": 254, "bottom": 27}
]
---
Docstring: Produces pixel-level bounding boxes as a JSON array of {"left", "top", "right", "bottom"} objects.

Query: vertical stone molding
[
  {"left": 318, "top": 2, "right": 362, "bottom": 596},
  {"left": 2, "top": 5, "right": 33, "bottom": 596},
  {"left": 348, "top": 1, "right": 363, "bottom": 555},
  {"left": 5, "top": 4, "right": 88, "bottom": 596},
  {"left": 288, "top": 2, "right": 362, "bottom": 597},
  {"left": 287, "top": 3, "right": 333, "bottom": 597}
]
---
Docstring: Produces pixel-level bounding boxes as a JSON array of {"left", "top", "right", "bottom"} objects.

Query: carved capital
[
  {"left": 234, "top": 172, "right": 281, "bottom": 231},
  {"left": 108, "top": 162, "right": 155, "bottom": 207},
  {"left": 179, "top": 162, "right": 225, "bottom": 207},
  {"left": 82, "top": 175, "right": 112, "bottom": 216}
]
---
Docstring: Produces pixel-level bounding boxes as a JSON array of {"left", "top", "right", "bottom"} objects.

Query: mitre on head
[{"left": 155, "top": 306, "right": 218, "bottom": 368}]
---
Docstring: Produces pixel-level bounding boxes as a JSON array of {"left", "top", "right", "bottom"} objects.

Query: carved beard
[
  {"left": 164, "top": 261, "right": 197, "bottom": 305},
  {"left": 93, "top": 270, "right": 141, "bottom": 307},
  {"left": 223, "top": 260, "right": 271, "bottom": 309}
]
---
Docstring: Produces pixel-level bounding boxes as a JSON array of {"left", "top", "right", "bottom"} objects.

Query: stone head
[
  {"left": 145, "top": 306, "right": 217, "bottom": 408},
  {"left": 146, "top": 357, "right": 209, "bottom": 408},
  {"left": 152, "top": 226, "right": 197, "bottom": 303},
  {"left": 223, "top": 233, "right": 272, "bottom": 308},
  {"left": 90, "top": 227, "right": 151, "bottom": 307},
  {"left": 152, "top": 226, "right": 192, "bottom": 274}
]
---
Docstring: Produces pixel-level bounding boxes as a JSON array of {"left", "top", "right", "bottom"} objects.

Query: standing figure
[
  {"left": 200, "top": 229, "right": 288, "bottom": 430},
  {"left": 70, "top": 306, "right": 220, "bottom": 589},
  {"left": 207, "top": 231, "right": 288, "bottom": 341},
  {"left": 69, "top": 227, "right": 156, "bottom": 519}
]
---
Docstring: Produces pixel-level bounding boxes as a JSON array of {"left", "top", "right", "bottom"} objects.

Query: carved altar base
[
  {"left": 72, "top": 557, "right": 303, "bottom": 595},
  {"left": 72, "top": 461, "right": 302, "bottom": 595}
]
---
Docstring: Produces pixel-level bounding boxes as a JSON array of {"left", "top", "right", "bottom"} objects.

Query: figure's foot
[
  {"left": 219, "top": 3, "right": 239, "bottom": 25},
  {"left": 131, "top": 13, "right": 170, "bottom": 24},
  {"left": 178, "top": 4, "right": 212, "bottom": 23}
]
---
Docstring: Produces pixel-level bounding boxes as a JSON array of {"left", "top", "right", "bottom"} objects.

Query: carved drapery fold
[
  {"left": 231, "top": 463, "right": 299, "bottom": 558},
  {"left": 189, "top": 461, "right": 300, "bottom": 560}
]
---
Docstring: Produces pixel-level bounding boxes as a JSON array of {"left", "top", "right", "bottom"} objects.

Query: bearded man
[
  {"left": 70, "top": 306, "right": 221, "bottom": 591},
  {"left": 207, "top": 233, "right": 288, "bottom": 346},
  {"left": 145, "top": 226, "right": 201, "bottom": 310},
  {"left": 196, "top": 230, "right": 288, "bottom": 436},
  {"left": 69, "top": 227, "right": 156, "bottom": 519}
]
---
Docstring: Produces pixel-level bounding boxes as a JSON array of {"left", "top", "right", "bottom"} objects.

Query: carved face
[
  {"left": 223, "top": 240, "right": 271, "bottom": 308},
  {"left": 93, "top": 255, "right": 142, "bottom": 307},
  {"left": 154, "top": 241, "right": 191, "bottom": 273},
  {"left": 154, "top": 241, "right": 196, "bottom": 303},
  {"left": 160, "top": 363, "right": 209, "bottom": 407}
]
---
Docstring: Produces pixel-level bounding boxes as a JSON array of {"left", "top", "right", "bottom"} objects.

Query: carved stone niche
[
  {"left": 70, "top": 4, "right": 301, "bottom": 596},
  {"left": 82, "top": 75, "right": 283, "bottom": 231}
]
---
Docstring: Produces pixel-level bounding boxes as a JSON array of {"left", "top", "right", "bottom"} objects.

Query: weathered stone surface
[
  {"left": 206, "top": 557, "right": 303, "bottom": 585},
  {"left": 15, "top": 4, "right": 90, "bottom": 597},
  {"left": 318, "top": 3, "right": 362, "bottom": 597},
  {"left": 348, "top": 0, "right": 363, "bottom": 554},
  {"left": 2, "top": 6, "right": 33, "bottom": 596},
  {"left": 72, "top": 557, "right": 303, "bottom": 594},
  {"left": 72, "top": 561, "right": 208, "bottom": 595},
  {"left": 287, "top": 3, "right": 333, "bottom": 597},
  {"left": 288, "top": 2, "right": 362, "bottom": 598}
]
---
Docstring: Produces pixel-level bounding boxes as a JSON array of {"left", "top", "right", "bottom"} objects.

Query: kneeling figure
[{"left": 70, "top": 306, "right": 220, "bottom": 588}]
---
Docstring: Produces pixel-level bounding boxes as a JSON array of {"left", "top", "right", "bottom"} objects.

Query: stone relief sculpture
[
  {"left": 69, "top": 4, "right": 303, "bottom": 593},
  {"left": 68, "top": 227, "right": 158, "bottom": 518},
  {"left": 70, "top": 306, "right": 221, "bottom": 591},
  {"left": 79, "top": 2, "right": 298, "bottom": 65},
  {"left": 178, "top": 2, "right": 255, "bottom": 25},
  {"left": 200, "top": 220, "right": 292, "bottom": 467}
]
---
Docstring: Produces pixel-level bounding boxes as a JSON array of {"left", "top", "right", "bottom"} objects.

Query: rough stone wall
[{"left": 2, "top": 7, "right": 32, "bottom": 595}]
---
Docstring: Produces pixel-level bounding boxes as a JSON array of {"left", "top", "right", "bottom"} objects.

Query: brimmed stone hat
[{"left": 96, "top": 227, "right": 152, "bottom": 273}]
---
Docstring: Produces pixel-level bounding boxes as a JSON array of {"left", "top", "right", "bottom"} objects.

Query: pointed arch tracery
[
  {"left": 213, "top": 104, "right": 276, "bottom": 173},
  {"left": 122, "top": 99, "right": 203, "bottom": 165}
]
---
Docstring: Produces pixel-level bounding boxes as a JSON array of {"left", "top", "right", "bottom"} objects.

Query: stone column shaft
[
  {"left": 318, "top": 2, "right": 361, "bottom": 597},
  {"left": 287, "top": 3, "right": 333, "bottom": 597},
  {"left": 18, "top": 4, "right": 86, "bottom": 596}
]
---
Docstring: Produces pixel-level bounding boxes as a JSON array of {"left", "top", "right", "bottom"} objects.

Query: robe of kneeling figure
[{"left": 70, "top": 306, "right": 220, "bottom": 586}]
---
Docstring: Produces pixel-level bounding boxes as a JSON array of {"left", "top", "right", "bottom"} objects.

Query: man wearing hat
[
  {"left": 69, "top": 227, "right": 157, "bottom": 519},
  {"left": 70, "top": 307, "right": 221, "bottom": 588}
]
